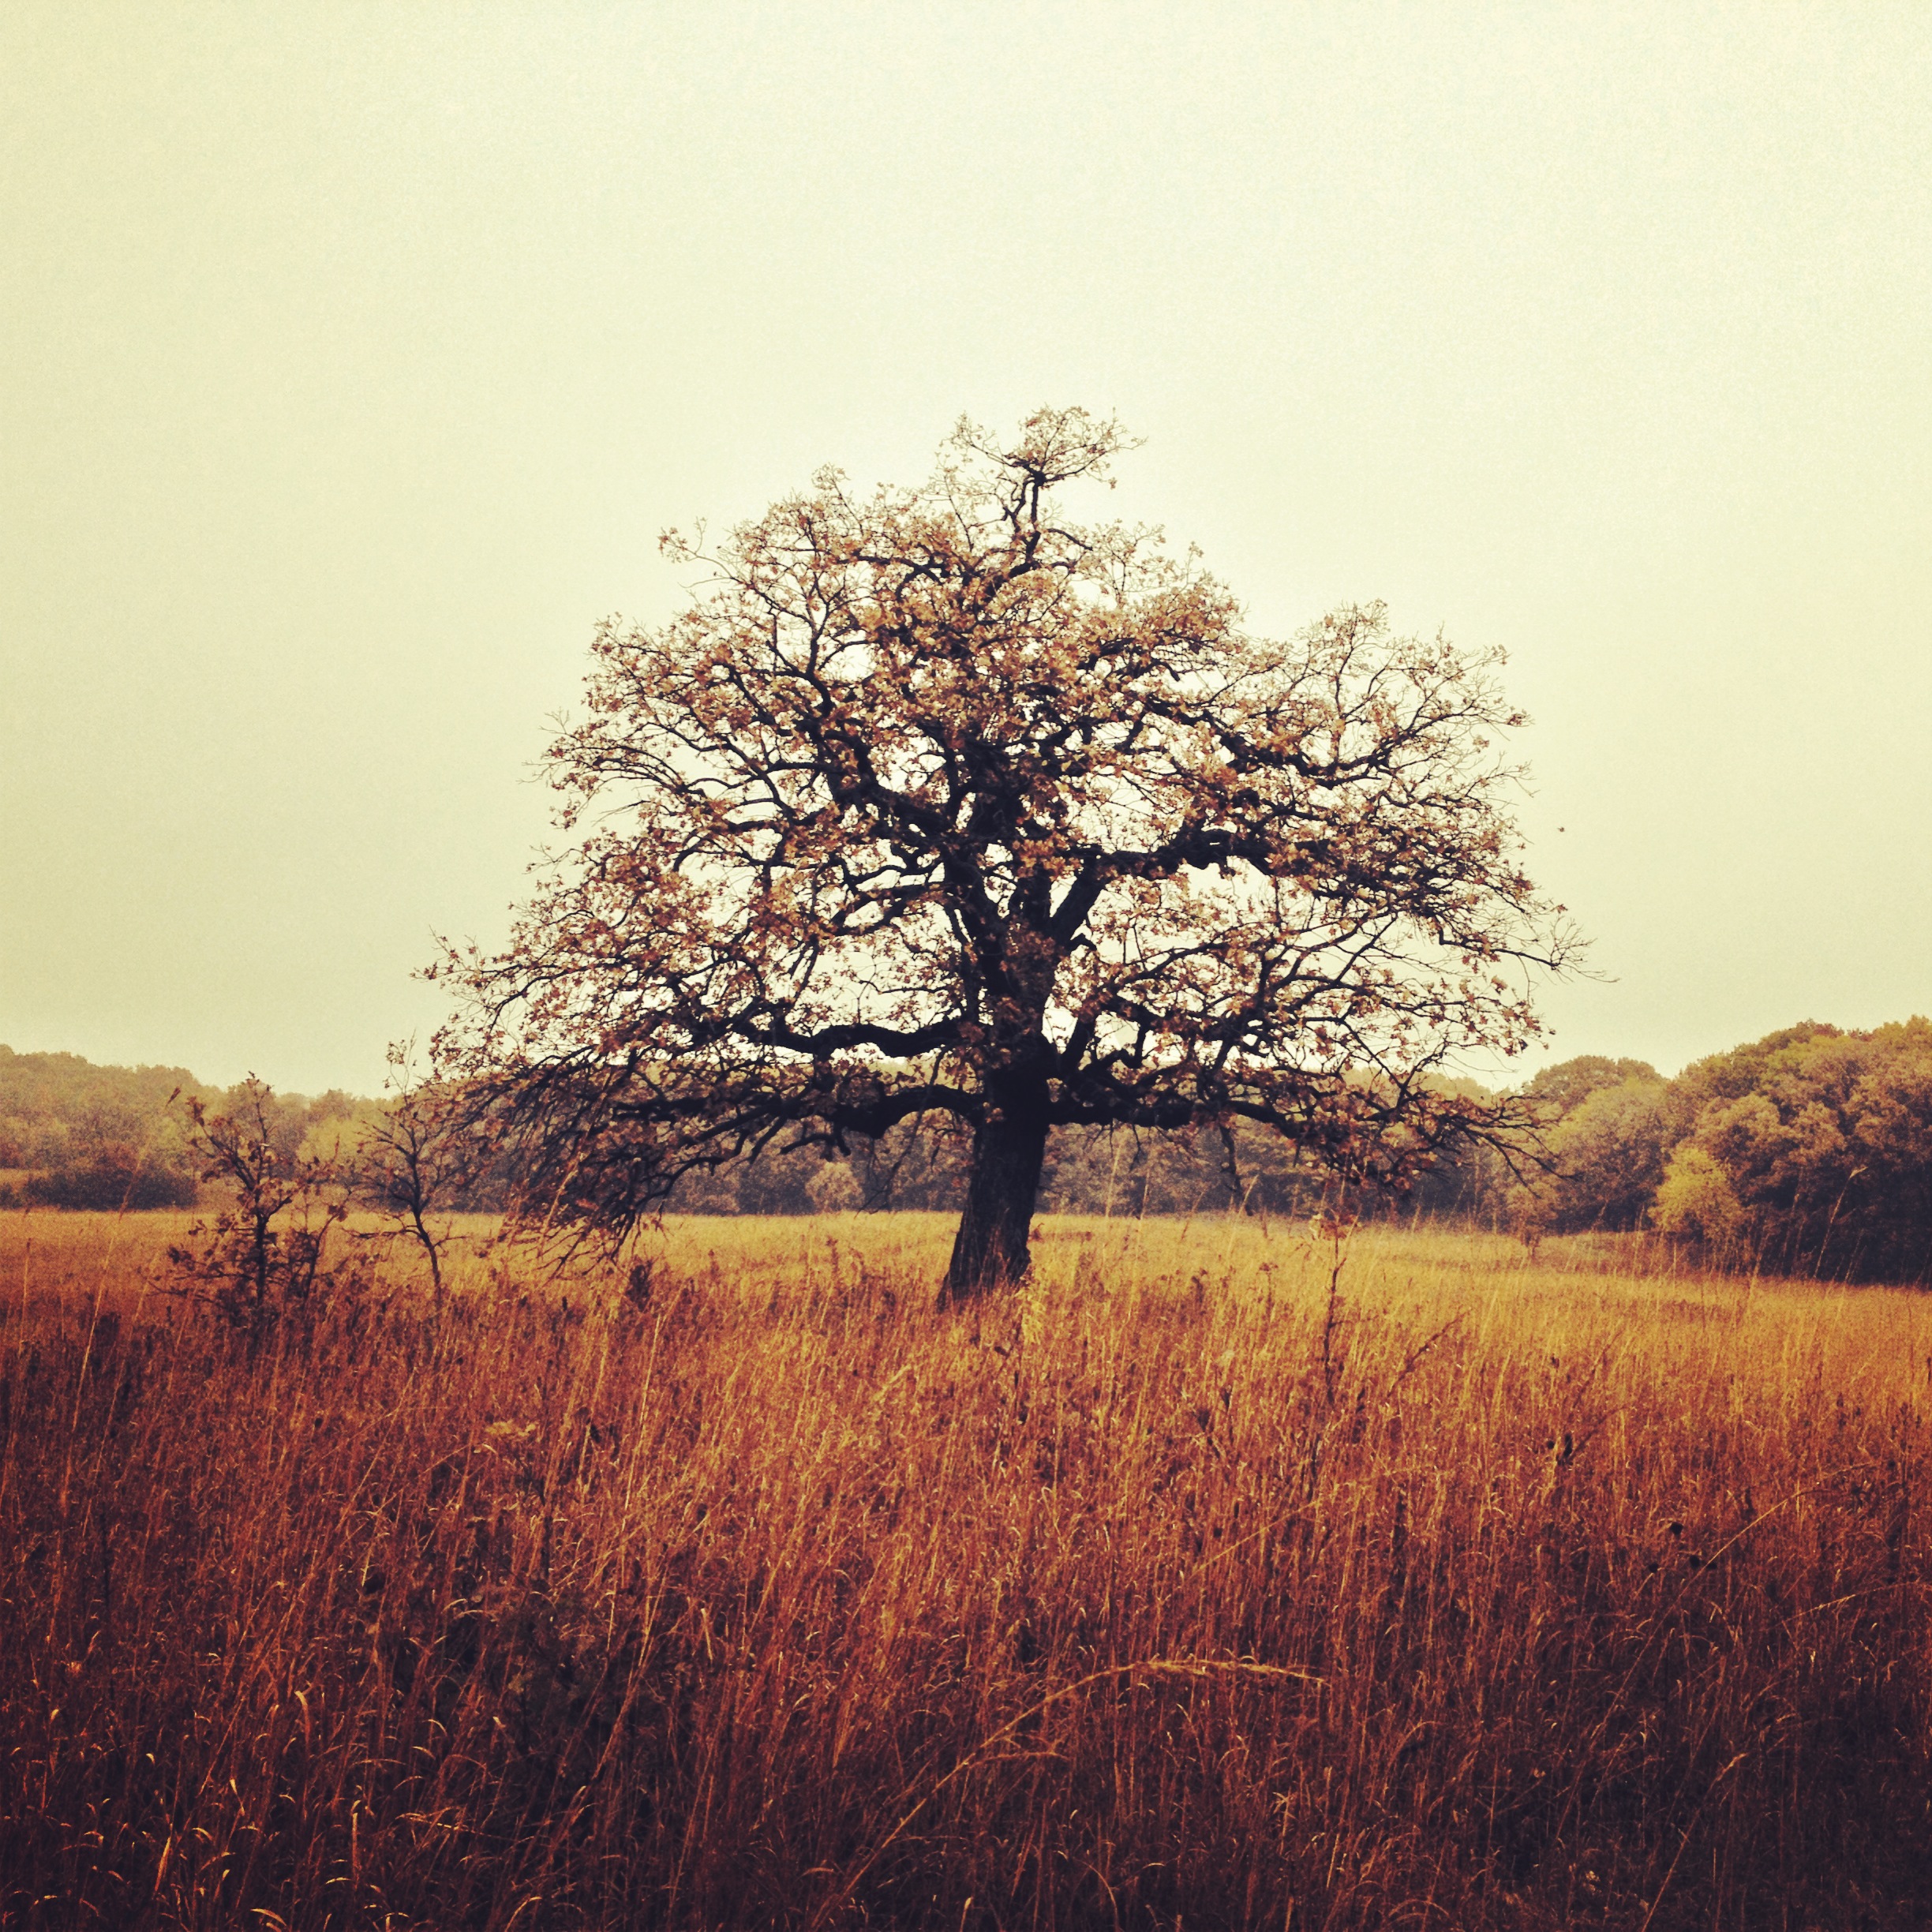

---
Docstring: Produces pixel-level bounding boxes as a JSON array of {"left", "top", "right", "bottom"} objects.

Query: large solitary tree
[{"left": 438, "top": 410, "right": 1575, "bottom": 1299}]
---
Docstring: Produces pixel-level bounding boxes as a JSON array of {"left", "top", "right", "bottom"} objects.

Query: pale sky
[{"left": 4, "top": 3, "right": 1929, "bottom": 1096}]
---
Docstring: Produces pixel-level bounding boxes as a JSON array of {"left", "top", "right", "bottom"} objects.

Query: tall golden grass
[{"left": 3, "top": 1208, "right": 1930, "bottom": 1929}]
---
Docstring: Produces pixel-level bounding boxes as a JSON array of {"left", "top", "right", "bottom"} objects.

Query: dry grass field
[{"left": 3, "top": 1207, "right": 1930, "bottom": 1930}]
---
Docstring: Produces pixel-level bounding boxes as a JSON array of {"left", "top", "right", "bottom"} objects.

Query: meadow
[{"left": 2, "top": 1208, "right": 1930, "bottom": 1930}]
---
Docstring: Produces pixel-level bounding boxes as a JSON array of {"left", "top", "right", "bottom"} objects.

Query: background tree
[
  {"left": 1506, "top": 1056, "right": 1672, "bottom": 1245},
  {"left": 352, "top": 1046, "right": 476, "bottom": 1304},
  {"left": 439, "top": 409, "right": 1576, "bottom": 1298},
  {"left": 1649, "top": 1143, "right": 1747, "bottom": 1252},
  {"left": 166, "top": 1078, "right": 364, "bottom": 1337},
  {"left": 1663, "top": 1019, "right": 1932, "bottom": 1281}
]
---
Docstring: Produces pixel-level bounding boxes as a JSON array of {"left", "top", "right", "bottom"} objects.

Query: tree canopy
[
  {"left": 1505, "top": 1022, "right": 1932, "bottom": 1283},
  {"left": 438, "top": 409, "right": 1575, "bottom": 1296},
  {"left": 1658, "top": 1018, "right": 1932, "bottom": 1279}
]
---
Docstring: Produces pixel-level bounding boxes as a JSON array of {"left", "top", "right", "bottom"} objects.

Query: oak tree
[{"left": 438, "top": 409, "right": 1575, "bottom": 1298}]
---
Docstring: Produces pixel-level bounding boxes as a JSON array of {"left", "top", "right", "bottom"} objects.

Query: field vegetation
[{"left": 5, "top": 1208, "right": 1931, "bottom": 1928}]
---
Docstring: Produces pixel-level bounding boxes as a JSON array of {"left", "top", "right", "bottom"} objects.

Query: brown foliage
[{"left": 436, "top": 410, "right": 1575, "bottom": 1295}]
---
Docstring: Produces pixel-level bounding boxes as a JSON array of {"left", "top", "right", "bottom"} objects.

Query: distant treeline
[
  {"left": 661, "top": 1108, "right": 1494, "bottom": 1223},
  {"left": 0, "top": 1046, "right": 358, "bottom": 1211},
  {"left": 0, "top": 1043, "right": 1477, "bottom": 1223},
  {"left": 666, "top": 1019, "right": 1932, "bottom": 1289},
  {"left": 1506, "top": 1019, "right": 1932, "bottom": 1285},
  {"left": 5, "top": 1018, "right": 1930, "bottom": 1282}
]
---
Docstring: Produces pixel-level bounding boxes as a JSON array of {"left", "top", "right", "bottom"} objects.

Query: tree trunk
[{"left": 942, "top": 1073, "right": 1052, "bottom": 1303}]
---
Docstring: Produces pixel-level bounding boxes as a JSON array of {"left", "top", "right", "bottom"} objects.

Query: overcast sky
[{"left": 4, "top": 2, "right": 1928, "bottom": 1095}]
